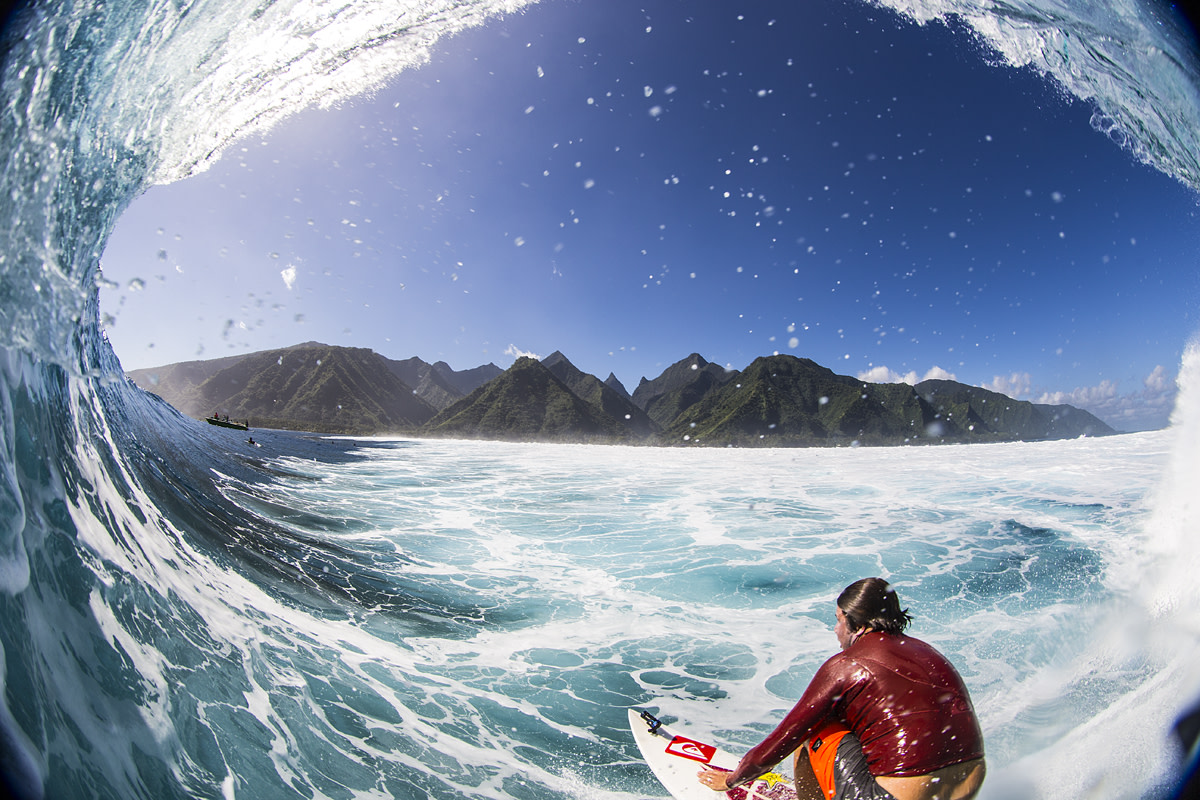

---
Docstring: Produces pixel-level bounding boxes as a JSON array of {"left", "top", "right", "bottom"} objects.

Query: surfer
[{"left": 698, "top": 578, "right": 985, "bottom": 800}]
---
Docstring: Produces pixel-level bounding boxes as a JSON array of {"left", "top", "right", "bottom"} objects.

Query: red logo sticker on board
[{"left": 665, "top": 735, "right": 717, "bottom": 763}]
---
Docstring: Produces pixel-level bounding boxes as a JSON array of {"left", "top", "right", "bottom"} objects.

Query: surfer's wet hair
[{"left": 838, "top": 577, "right": 912, "bottom": 634}]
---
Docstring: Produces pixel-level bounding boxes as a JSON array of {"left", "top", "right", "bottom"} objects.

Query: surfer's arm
[{"left": 723, "top": 662, "right": 844, "bottom": 788}]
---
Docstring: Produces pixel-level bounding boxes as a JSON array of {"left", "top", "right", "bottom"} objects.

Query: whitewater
[{"left": 1, "top": 0, "right": 1199, "bottom": 799}]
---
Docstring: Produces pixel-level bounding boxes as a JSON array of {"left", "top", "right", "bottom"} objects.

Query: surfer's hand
[{"left": 697, "top": 766, "right": 731, "bottom": 792}]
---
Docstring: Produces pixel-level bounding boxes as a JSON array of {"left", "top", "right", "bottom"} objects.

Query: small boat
[{"left": 206, "top": 415, "right": 249, "bottom": 431}]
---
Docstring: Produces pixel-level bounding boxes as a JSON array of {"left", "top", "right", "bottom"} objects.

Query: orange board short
[{"left": 806, "top": 721, "right": 852, "bottom": 800}]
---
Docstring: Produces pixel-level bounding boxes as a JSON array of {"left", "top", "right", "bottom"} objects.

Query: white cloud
[
  {"left": 1036, "top": 380, "right": 1118, "bottom": 407},
  {"left": 281, "top": 264, "right": 297, "bottom": 290},
  {"left": 856, "top": 365, "right": 956, "bottom": 385},
  {"left": 504, "top": 344, "right": 540, "bottom": 361},
  {"left": 1144, "top": 364, "right": 1170, "bottom": 392},
  {"left": 983, "top": 372, "right": 1032, "bottom": 398},
  {"left": 922, "top": 366, "right": 957, "bottom": 382},
  {"left": 861, "top": 363, "right": 1177, "bottom": 431},
  {"left": 858, "top": 366, "right": 907, "bottom": 384},
  {"left": 1035, "top": 367, "right": 1177, "bottom": 432}
]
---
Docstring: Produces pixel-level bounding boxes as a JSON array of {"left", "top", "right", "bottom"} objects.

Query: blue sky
[{"left": 99, "top": 0, "right": 1199, "bottom": 431}]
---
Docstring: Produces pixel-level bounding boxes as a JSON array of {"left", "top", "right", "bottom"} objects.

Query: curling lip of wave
[{"left": 872, "top": 0, "right": 1200, "bottom": 191}]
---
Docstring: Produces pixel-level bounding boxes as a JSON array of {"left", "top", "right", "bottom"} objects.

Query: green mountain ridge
[
  {"left": 126, "top": 342, "right": 1119, "bottom": 445},
  {"left": 424, "top": 357, "right": 639, "bottom": 442},
  {"left": 542, "top": 351, "right": 657, "bottom": 437},
  {"left": 193, "top": 344, "right": 437, "bottom": 434},
  {"left": 667, "top": 355, "right": 935, "bottom": 446},
  {"left": 632, "top": 353, "right": 736, "bottom": 429},
  {"left": 127, "top": 342, "right": 501, "bottom": 433}
]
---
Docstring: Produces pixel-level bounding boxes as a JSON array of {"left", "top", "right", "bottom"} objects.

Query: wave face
[{"left": 0, "top": 0, "right": 1198, "bottom": 799}]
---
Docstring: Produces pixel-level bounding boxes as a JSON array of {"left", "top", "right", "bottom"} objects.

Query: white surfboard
[{"left": 628, "top": 708, "right": 796, "bottom": 800}]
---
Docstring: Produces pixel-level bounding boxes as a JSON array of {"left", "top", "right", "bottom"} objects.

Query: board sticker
[
  {"left": 665, "top": 735, "right": 717, "bottom": 763},
  {"left": 735, "top": 772, "right": 795, "bottom": 800},
  {"left": 728, "top": 778, "right": 795, "bottom": 800}
]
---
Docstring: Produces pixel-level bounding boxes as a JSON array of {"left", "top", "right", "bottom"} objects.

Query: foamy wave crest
[
  {"left": 1146, "top": 337, "right": 1200, "bottom": 622},
  {"left": 976, "top": 343, "right": 1200, "bottom": 800}
]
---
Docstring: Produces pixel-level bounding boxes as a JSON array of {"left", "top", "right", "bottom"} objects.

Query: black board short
[{"left": 832, "top": 734, "right": 898, "bottom": 800}]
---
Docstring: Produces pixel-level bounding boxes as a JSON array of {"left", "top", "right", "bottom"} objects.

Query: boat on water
[{"left": 206, "top": 415, "right": 249, "bottom": 431}]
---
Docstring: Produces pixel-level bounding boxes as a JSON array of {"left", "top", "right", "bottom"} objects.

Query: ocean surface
[{"left": 2, "top": 1, "right": 1200, "bottom": 799}]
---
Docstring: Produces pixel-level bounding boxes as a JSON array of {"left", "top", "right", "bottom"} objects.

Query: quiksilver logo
[{"left": 665, "top": 736, "right": 716, "bottom": 763}]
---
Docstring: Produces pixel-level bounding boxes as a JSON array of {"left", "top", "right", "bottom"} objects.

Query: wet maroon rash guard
[{"left": 726, "top": 631, "right": 984, "bottom": 788}]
